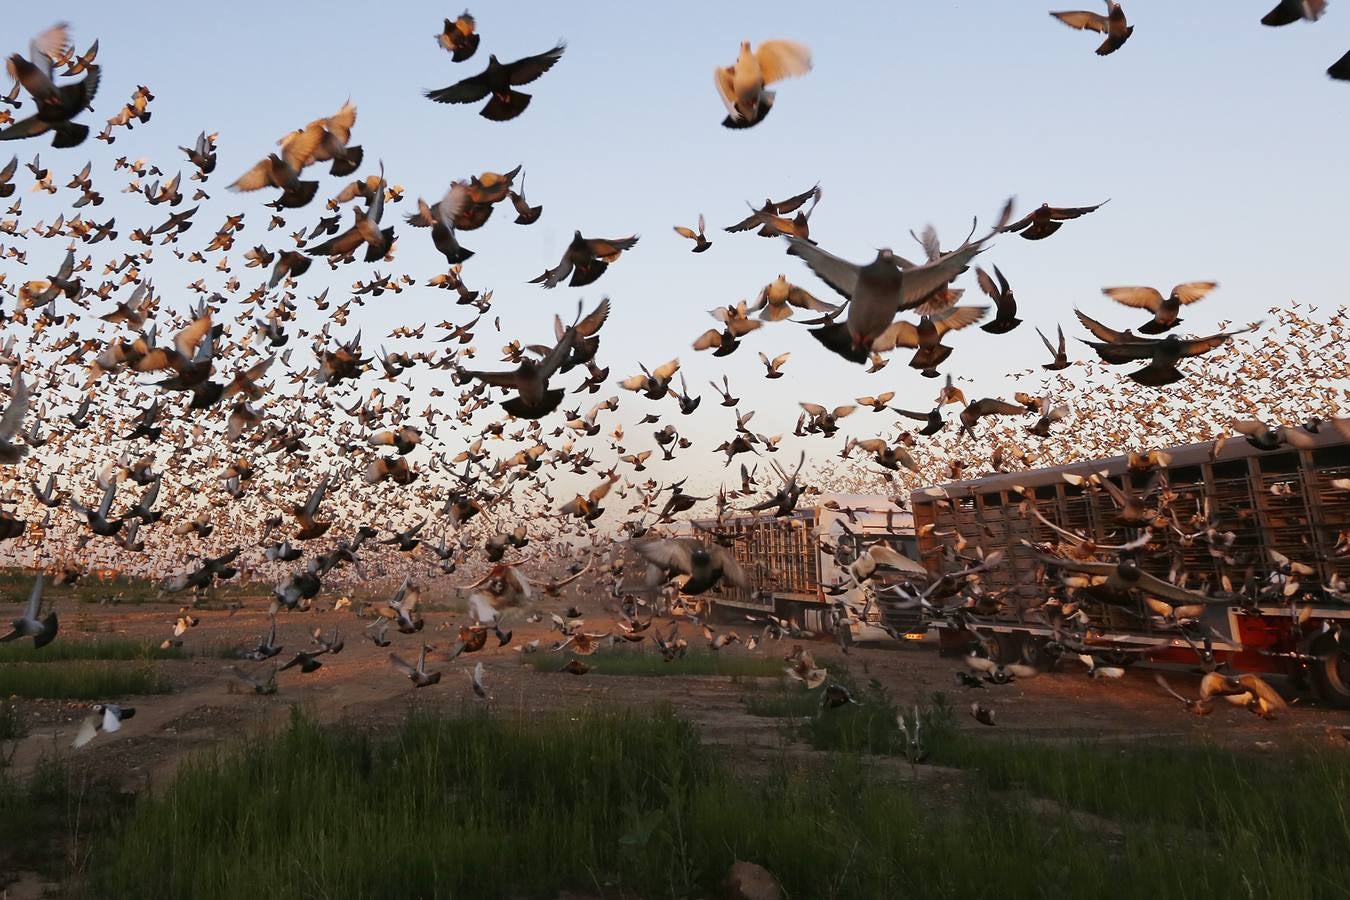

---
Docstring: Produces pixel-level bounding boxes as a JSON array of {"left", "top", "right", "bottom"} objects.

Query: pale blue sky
[{"left": 6, "top": 2, "right": 1349, "bottom": 497}]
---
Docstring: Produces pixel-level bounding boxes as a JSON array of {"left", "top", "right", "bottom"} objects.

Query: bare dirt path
[{"left": 6, "top": 593, "right": 1349, "bottom": 795}]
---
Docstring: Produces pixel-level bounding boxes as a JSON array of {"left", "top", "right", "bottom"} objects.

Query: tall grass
[
  {"left": 0, "top": 664, "right": 171, "bottom": 699},
  {"left": 789, "top": 682, "right": 1350, "bottom": 898},
  {"left": 0, "top": 700, "right": 23, "bottom": 742},
  {"left": 0, "top": 639, "right": 189, "bottom": 664},
  {"left": 933, "top": 721, "right": 1350, "bottom": 897},
  {"left": 85, "top": 704, "right": 1350, "bottom": 900},
  {"left": 524, "top": 646, "right": 784, "bottom": 677}
]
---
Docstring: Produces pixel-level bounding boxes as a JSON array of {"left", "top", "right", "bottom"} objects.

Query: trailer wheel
[
  {"left": 1311, "top": 653, "right": 1350, "bottom": 710},
  {"left": 992, "top": 633, "right": 1023, "bottom": 665},
  {"left": 1019, "top": 636, "right": 1049, "bottom": 671}
]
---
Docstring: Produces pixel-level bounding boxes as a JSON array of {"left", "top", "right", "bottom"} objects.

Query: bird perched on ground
[
  {"left": 1102, "top": 281, "right": 1218, "bottom": 334},
  {"left": 531, "top": 231, "right": 638, "bottom": 288},
  {"left": 1, "top": 24, "right": 101, "bottom": 148},
  {"left": 714, "top": 40, "right": 812, "bottom": 128},
  {"left": 437, "top": 11, "right": 480, "bottom": 61},
  {"left": 1049, "top": 3, "right": 1133, "bottom": 55},
  {"left": 72, "top": 703, "right": 134, "bottom": 748},
  {"left": 426, "top": 42, "right": 566, "bottom": 121},
  {"left": 969, "top": 702, "right": 996, "bottom": 725}
]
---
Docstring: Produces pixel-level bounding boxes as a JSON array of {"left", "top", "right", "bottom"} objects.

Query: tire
[
  {"left": 1311, "top": 653, "right": 1350, "bottom": 710},
  {"left": 1019, "top": 635, "right": 1049, "bottom": 671},
  {"left": 992, "top": 633, "right": 1023, "bottom": 665}
]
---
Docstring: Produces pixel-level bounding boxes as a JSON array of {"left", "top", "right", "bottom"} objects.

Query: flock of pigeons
[{"left": 0, "top": 9, "right": 1345, "bottom": 749}]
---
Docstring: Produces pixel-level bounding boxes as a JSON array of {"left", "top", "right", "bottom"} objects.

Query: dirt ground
[
  {"left": 3, "top": 583, "right": 1349, "bottom": 898},
  {"left": 7, "top": 582, "right": 1349, "bottom": 795}
]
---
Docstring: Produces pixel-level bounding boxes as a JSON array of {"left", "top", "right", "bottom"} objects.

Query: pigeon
[
  {"left": 531, "top": 231, "right": 638, "bottom": 289},
  {"left": 784, "top": 233, "right": 987, "bottom": 363},
  {"left": 436, "top": 11, "right": 480, "bottom": 61},
  {"left": 1, "top": 574, "right": 58, "bottom": 648},
  {"left": 72, "top": 703, "right": 134, "bottom": 748},
  {"left": 1049, "top": 3, "right": 1133, "bottom": 56},
  {"left": 426, "top": 42, "right": 566, "bottom": 121},
  {"left": 714, "top": 40, "right": 812, "bottom": 128},
  {"left": 1260, "top": 0, "right": 1327, "bottom": 26},
  {"left": 391, "top": 643, "right": 442, "bottom": 687},
  {"left": 673, "top": 214, "right": 712, "bottom": 252},
  {"left": 1, "top": 25, "right": 101, "bottom": 147},
  {"left": 0, "top": 369, "right": 29, "bottom": 463},
  {"left": 969, "top": 702, "right": 996, "bottom": 726},
  {"left": 1102, "top": 281, "right": 1218, "bottom": 334}
]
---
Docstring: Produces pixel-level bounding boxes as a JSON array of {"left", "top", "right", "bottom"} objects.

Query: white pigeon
[
  {"left": 0, "top": 369, "right": 29, "bottom": 464},
  {"left": 72, "top": 703, "right": 135, "bottom": 748}
]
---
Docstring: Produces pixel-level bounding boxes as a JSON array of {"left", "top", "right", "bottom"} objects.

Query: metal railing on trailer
[{"left": 911, "top": 427, "right": 1350, "bottom": 707}]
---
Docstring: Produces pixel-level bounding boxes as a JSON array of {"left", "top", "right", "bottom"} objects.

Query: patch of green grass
[
  {"left": 929, "top": 722, "right": 1350, "bottom": 895},
  {"left": 85, "top": 704, "right": 1350, "bottom": 900},
  {"left": 0, "top": 639, "right": 189, "bottom": 664},
  {"left": 0, "top": 754, "right": 69, "bottom": 855},
  {"left": 0, "top": 663, "right": 171, "bottom": 699},
  {"left": 742, "top": 690, "right": 820, "bottom": 718},
  {"left": 525, "top": 645, "right": 784, "bottom": 677},
  {"left": 796, "top": 684, "right": 1350, "bottom": 898},
  {"left": 790, "top": 672, "right": 909, "bottom": 755}
]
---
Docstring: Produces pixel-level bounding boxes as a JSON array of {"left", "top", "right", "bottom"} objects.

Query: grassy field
[
  {"left": 0, "top": 663, "right": 172, "bottom": 699},
  {"left": 0, "top": 639, "right": 192, "bottom": 664},
  {"left": 59, "top": 704, "right": 1344, "bottom": 900},
  {"left": 524, "top": 645, "right": 785, "bottom": 677}
]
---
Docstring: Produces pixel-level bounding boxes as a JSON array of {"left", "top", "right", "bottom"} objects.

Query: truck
[
  {"left": 910, "top": 427, "right": 1350, "bottom": 708},
  {"left": 694, "top": 492, "right": 922, "bottom": 641}
]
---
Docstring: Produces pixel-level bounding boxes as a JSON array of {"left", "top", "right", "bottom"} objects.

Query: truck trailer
[
  {"left": 911, "top": 427, "right": 1350, "bottom": 707},
  {"left": 694, "top": 492, "right": 921, "bottom": 640}
]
